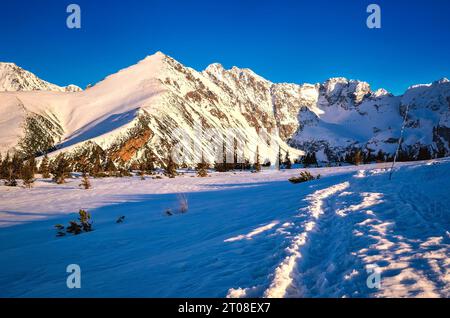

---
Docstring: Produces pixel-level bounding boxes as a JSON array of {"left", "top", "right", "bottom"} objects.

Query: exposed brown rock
[{"left": 110, "top": 129, "right": 153, "bottom": 162}]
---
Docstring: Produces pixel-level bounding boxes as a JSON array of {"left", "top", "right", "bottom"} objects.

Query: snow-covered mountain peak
[
  {"left": 0, "top": 53, "right": 449, "bottom": 166},
  {"left": 0, "top": 62, "right": 82, "bottom": 92},
  {"left": 321, "top": 77, "right": 372, "bottom": 105},
  {"left": 204, "top": 63, "right": 225, "bottom": 78},
  {"left": 372, "top": 88, "right": 391, "bottom": 98},
  {"left": 434, "top": 77, "right": 449, "bottom": 85},
  {"left": 138, "top": 51, "right": 169, "bottom": 64}
]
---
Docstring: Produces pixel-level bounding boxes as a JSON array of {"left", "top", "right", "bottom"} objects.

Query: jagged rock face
[
  {"left": 0, "top": 63, "right": 81, "bottom": 92},
  {"left": 0, "top": 52, "right": 449, "bottom": 165},
  {"left": 291, "top": 77, "right": 450, "bottom": 161}
]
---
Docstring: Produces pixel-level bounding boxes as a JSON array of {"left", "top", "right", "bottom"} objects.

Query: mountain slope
[
  {"left": 0, "top": 52, "right": 449, "bottom": 166},
  {"left": 0, "top": 53, "right": 302, "bottom": 166}
]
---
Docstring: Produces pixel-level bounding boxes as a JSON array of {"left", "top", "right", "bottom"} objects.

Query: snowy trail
[
  {"left": 0, "top": 160, "right": 448, "bottom": 297},
  {"left": 228, "top": 162, "right": 450, "bottom": 298},
  {"left": 262, "top": 182, "right": 350, "bottom": 298}
]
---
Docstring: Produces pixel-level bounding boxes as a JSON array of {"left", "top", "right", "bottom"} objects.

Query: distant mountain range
[{"left": 0, "top": 52, "right": 449, "bottom": 166}]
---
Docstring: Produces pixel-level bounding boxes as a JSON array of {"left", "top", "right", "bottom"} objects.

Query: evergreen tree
[
  {"left": 215, "top": 140, "right": 228, "bottom": 172},
  {"left": 375, "top": 150, "right": 385, "bottom": 162},
  {"left": 0, "top": 152, "right": 8, "bottom": 179},
  {"left": 4, "top": 166, "right": 17, "bottom": 187},
  {"left": 79, "top": 172, "right": 91, "bottom": 189},
  {"left": 66, "top": 221, "right": 82, "bottom": 235},
  {"left": 417, "top": 146, "right": 432, "bottom": 160},
  {"left": 196, "top": 152, "right": 209, "bottom": 177},
  {"left": 254, "top": 146, "right": 261, "bottom": 172},
  {"left": 54, "top": 224, "right": 66, "bottom": 237},
  {"left": 52, "top": 153, "right": 70, "bottom": 184},
  {"left": 39, "top": 154, "right": 51, "bottom": 178},
  {"left": 277, "top": 146, "right": 282, "bottom": 170},
  {"left": 354, "top": 150, "right": 362, "bottom": 166},
  {"left": 77, "top": 156, "right": 90, "bottom": 175},
  {"left": 11, "top": 153, "right": 24, "bottom": 179},
  {"left": 28, "top": 155, "right": 37, "bottom": 175},
  {"left": 303, "top": 152, "right": 318, "bottom": 167},
  {"left": 78, "top": 209, "right": 93, "bottom": 232},
  {"left": 142, "top": 148, "right": 155, "bottom": 173},
  {"left": 138, "top": 162, "right": 146, "bottom": 180},
  {"left": 90, "top": 152, "right": 103, "bottom": 177},
  {"left": 21, "top": 159, "right": 35, "bottom": 188},
  {"left": 164, "top": 149, "right": 177, "bottom": 178},
  {"left": 104, "top": 156, "right": 117, "bottom": 175},
  {"left": 284, "top": 151, "right": 292, "bottom": 169}
]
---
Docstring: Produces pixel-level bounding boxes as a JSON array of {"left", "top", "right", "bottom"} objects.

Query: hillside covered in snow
[
  {"left": 0, "top": 159, "right": 448, "bottom": 297},
  {"left": 0, "top": 52, "right": 449, "bottom": 167}
]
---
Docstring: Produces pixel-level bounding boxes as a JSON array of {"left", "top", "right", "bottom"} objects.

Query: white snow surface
[{"left": 0, "top": 159, "right": 448, "bottom": 297}]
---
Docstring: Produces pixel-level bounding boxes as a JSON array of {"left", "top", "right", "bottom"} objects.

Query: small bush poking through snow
[
  {"left": 66, "top": 221, "right": 82, "bottom": 235},
  {"left": 288, "top": 171, "right": 319, "bottom": 184},
  {"left": 54, "top": 224, "right": 66, "bottom": 237},
  {"left": 165, "top": 194, "right": 189, "bottom": 216},
  {"left": 78, "top": 209, "right": 93, "bottom": 232},
  {"left": 56, "top": 209, "right": 93, "bottom": 236}
]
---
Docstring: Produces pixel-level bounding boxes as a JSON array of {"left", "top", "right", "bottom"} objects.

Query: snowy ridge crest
[{"left": 0, "top": 52, "right": 449, "bottom": 164}]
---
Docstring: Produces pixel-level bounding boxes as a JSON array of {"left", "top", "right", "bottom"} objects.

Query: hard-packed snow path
[{"left": 0, "top": 160, "right": 448, "bottom": 297}]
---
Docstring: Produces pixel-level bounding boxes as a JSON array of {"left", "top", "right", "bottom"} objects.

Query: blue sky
[{"left": 1, "top": 0, "right": 449, "bottom": 95}]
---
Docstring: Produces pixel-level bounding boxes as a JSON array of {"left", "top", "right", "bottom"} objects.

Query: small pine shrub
[
  {"left": 116, "top": 216, "right": 125, "bottom": 223},
  {"left": 22, "top": 167, "right": 35, "bottom": 188},
  {"left": 39, "top": 155, "right": 51, "bottom": 178},
  {"left": 79, "top": 173, "right": 91, "bottom": 189},
  {"left": 4, "top": 167, "right": 17, "bottom": 187},
  {"left": 254, "top": 146, "right": 261, "bottom": 172},
  {"left": 55, "top": 224, "right": 66, "bottom": 237},
  {"left": 164, "top": 149, "right": 178, "bottom": 178},
  {"left": 56, "top": 209, "right": 93, "bottom": 236},
  {"left": 52, "top": 153, "right": 70, "bottom": 184},
  {"left": 288, "top": 171, "right": 317, "bottom": 184},
  {"left": 78, "top": 209, "right": 93, "bottom": 232},
  {"left": 66, "top": 221, "right": 82, "bottom": 235},
  {"left": 196, "top": 154, "right": 209, "bottom": 177}
]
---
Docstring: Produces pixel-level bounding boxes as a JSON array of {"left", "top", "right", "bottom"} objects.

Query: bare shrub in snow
[{"left": 177, "top": 194, "right": 188, "bottom": 213}]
